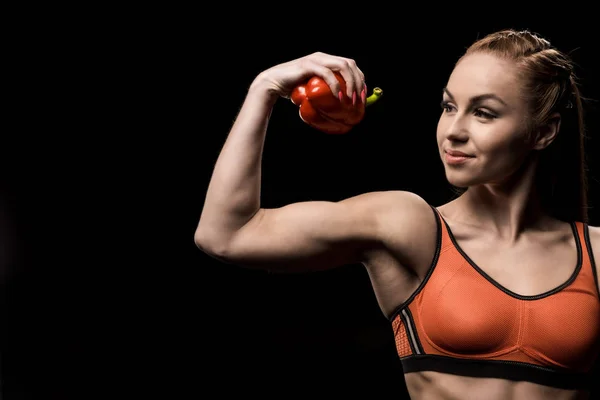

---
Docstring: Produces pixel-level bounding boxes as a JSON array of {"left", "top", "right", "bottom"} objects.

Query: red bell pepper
[{"left": 290, "top": 72, "right": 383, "bottom": 134}]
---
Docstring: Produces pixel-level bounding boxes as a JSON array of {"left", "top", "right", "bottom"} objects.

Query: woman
[{"left": 194, "top": 29, "right": 600, "bottom": 399}]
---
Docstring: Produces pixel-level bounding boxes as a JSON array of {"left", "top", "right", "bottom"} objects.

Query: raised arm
[{"left": 194, "top": 53, "right": 432, "bottom": 273}]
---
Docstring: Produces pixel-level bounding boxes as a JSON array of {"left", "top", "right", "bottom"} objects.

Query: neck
[{"left": 451, "top": 156, "right": 546, "bottom": 242}]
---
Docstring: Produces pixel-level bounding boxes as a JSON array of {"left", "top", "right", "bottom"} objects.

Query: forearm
[{"left": 196, "top": 76, "right": 279, "bottom": 245}]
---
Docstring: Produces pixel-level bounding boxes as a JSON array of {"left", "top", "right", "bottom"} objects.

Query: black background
[{"left": 3, "top": 10, "right": 600, "bottom": 399}]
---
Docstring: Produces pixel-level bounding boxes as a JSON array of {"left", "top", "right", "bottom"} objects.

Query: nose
[
  {"left": 442, "top": 114, "right": 469, "bottom": 143},
  {"left": 446, "top": 129, "right": 469, "bottom": 143}
]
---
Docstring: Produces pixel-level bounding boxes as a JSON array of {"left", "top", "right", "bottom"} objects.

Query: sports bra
[{"left": 390, "top": 206, "right": 600, "bottom": 390}]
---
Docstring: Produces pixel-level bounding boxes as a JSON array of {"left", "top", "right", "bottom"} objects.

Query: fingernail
[
  {"left": 352, "top": 91, "right": 356, "bottom": 106},
  {"left": 361, "top": 88, "right": 366, "bottom": 103},
  {"left": 338, "top": 91, "right": 343, "bottom": 101}
]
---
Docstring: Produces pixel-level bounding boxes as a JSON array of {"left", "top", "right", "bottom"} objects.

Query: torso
[
  {"left": 404, "top": 371, "right": 592, "bottom": 400},
  {"left": 362, "top": 200, "right": 600, "bottom": 400}
]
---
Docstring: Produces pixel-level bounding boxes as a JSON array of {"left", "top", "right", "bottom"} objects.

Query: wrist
[{"left": 248, "top": 72, "right": 280, "bottom": 104}]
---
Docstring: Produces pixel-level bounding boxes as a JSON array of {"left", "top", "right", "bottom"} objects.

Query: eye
[
  {"left": 441, "top": 101, "right": 497, "bottom": 120},
  {"left": 440, "top": 100, "right": 455, "bottom": 113},
  {"left": 474, "top": 109, "right": 496, "bottom": 119}
]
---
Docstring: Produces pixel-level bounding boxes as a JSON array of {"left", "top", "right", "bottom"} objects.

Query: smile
[{"left": 444, "top": 150, "right": 474, "bottom": 165}]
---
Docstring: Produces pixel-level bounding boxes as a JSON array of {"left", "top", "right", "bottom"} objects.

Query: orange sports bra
[{"left": 390, "top": 206, "right": 600, "bottom": 390}]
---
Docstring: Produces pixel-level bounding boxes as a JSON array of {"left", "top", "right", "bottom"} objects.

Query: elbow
[{"left": 194, "top": 227, "right": 234, "bottom": 261}]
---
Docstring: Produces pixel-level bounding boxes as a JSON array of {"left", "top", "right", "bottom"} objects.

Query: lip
[
  {"left": 444, "top": 149, "right": 474, "bottom": 165},
  {"left": 445, "top": 149, "right": 473, "bottom": 157}
]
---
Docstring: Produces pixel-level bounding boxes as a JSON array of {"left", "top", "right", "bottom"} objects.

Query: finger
[
  {"left": 356, "top": 66, "right": 366, "bottom": 94},
  {"left": 301, "top": 58, "right": 342, "bottom": 98},
  {"left": 336, "top": 59, "right": 357, "bottom": 99},
  {"left": 343, "top": 58, "right": 365, "bottom": 101},
  {"left": 309, "top": 53, "right": 356, "bottom": 99}
]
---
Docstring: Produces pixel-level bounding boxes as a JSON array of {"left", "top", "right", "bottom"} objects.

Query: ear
[{"left": 533, "top": 112, "right": 561, "bottom": 150}]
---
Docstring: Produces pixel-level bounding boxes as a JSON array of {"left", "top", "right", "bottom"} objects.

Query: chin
[{"left": 444, "top": 170, "right": 478, "bottom": 189}]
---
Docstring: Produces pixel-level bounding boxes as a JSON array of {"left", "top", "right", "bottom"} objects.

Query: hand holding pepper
[{"left": 291, "top": 72, "right": 383, "bottom": 134}]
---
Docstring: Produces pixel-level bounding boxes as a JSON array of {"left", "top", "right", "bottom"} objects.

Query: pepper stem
[{"left": 365, "top": 87, "right": 383, "bottom": 107}]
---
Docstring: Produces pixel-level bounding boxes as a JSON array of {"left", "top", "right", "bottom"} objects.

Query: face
[{"left": 436, "top": 52, "right": 534, "bottom": 188}]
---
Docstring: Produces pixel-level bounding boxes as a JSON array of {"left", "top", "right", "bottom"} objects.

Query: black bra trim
[
  {"left": 388, "top": 204, "right": 442, "bottom": 321},
  {"left": 439, "top": 215, "right": 583, "bottom": 300},
  {"left": 400, "top": 354, "right": 591, "bottom": 390}
]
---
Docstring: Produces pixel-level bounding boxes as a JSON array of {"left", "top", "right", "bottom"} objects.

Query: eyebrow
[{"left": 443, "top": 87, "right": 508, "bottom": 107}]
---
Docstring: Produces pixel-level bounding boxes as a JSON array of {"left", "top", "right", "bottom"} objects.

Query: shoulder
[
  {"left": 585, "top": 224, "right": 600, "bottom": 254},
  {"left": 354, "top": 190, "right": 440, "bottom": 273},
  {"left": 585, "top": 224, "right": 600, "bottom": 238},
  {"left": 344, "top": 190, "right": 437, "bottom": 228},
  {"left": 342, "top": 189, "right": 429, "bottom": 207},
  {"left": 584, "top": 224, "right": 600, "bottom": 293}
]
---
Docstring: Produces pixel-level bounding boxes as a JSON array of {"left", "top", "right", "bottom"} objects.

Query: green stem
[{"left": 365, "top": 87, "right": 383, "bottom": 106}]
